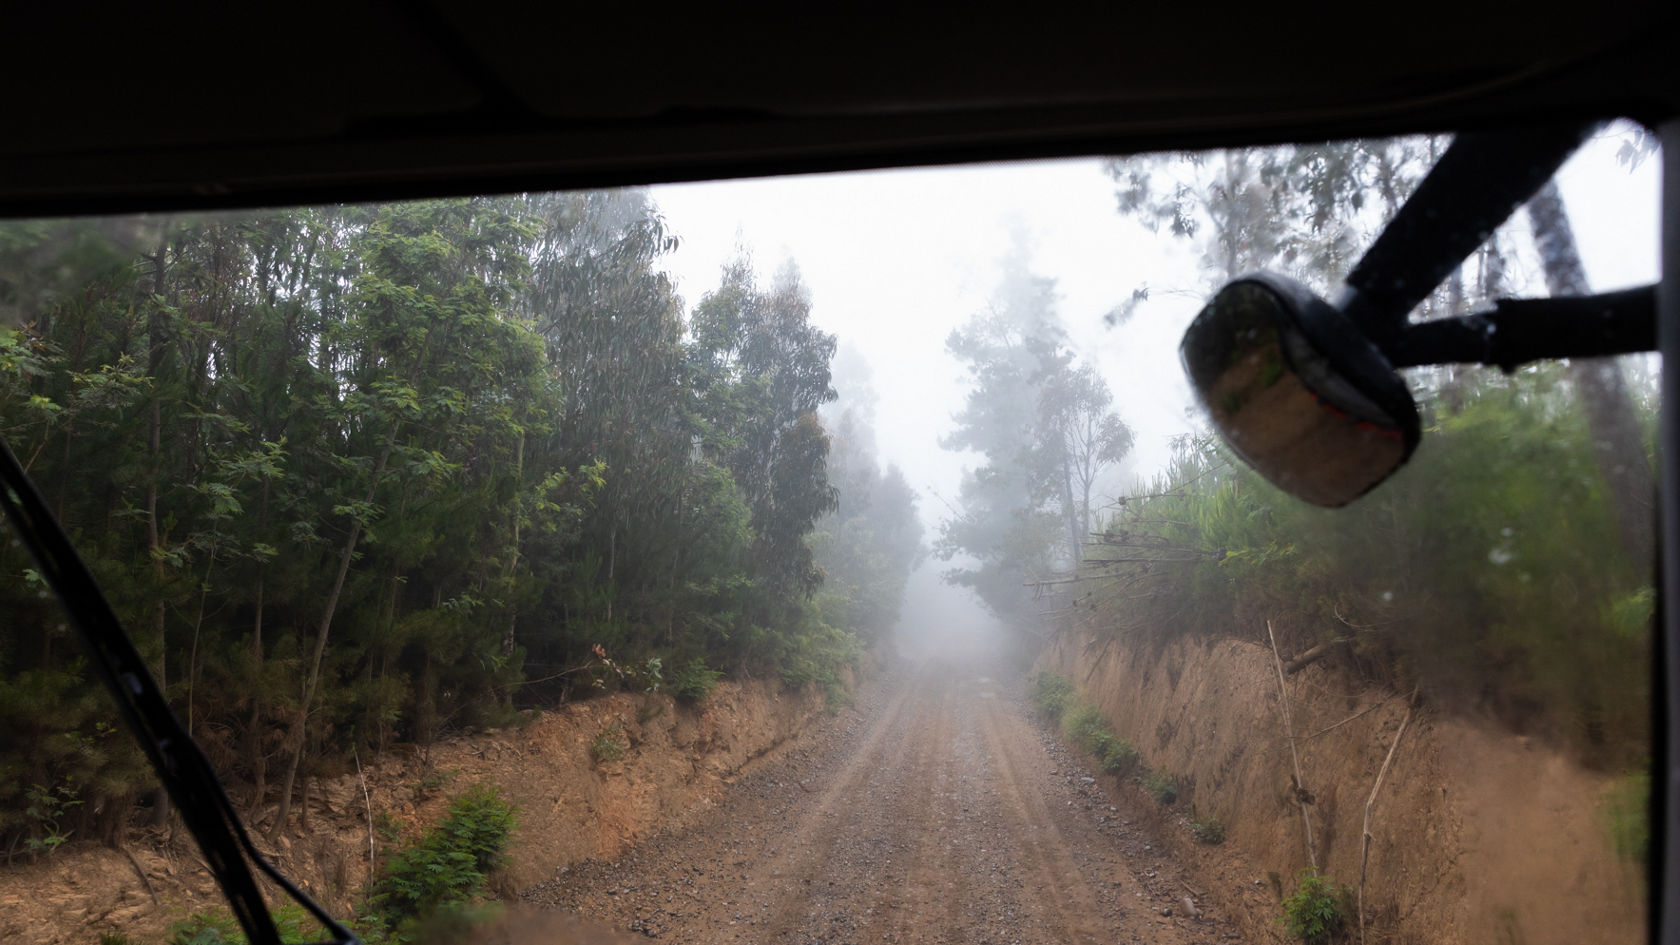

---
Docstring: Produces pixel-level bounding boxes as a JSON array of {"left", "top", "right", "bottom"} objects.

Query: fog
[{"left": 650, "top": 131, "right": 1661, "bottom": 652}]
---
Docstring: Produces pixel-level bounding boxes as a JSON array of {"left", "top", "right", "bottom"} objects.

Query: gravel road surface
[{"left": 526, "top": 658, "right": 1248, "bottom": 944}]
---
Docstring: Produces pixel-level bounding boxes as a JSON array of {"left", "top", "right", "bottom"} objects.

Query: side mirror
[{"left": 1179, "top": 273, "right": 1420, "bottom": 507}]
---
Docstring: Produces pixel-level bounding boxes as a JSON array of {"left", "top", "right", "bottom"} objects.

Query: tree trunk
[
  {"left": 247, "top": 571, "right": 266, "bottom": 812},
  {"left": 269, "top": 419, "right": 400, "bottom": 841},
  {"left": 144, "top": 236, "right": 171, "bottom": 828},
  {"left": 502, "top": 432, "right": 524, "bottom": 657},
  {"left": 1525, "top": 181, "right": 1654, "bottom": 566}
]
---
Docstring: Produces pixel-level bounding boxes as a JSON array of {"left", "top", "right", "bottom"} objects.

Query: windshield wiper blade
[{"left": 0, "top": 433, "right": 360, "bottom": 945}]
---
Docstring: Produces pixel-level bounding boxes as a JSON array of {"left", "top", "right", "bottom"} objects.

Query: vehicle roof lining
[{"left": 3, "top": 2, "right": 1675, "bottom": 217}]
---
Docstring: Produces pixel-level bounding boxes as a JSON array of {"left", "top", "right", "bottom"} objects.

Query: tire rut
[{"left": 525, "top": 659, "right": 1240, "bottom": 944}]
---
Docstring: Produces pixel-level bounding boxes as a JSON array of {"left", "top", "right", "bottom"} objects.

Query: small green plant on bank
[
  {"left": 668, "top": 657, "right": 722, "bottom": 703},
  {"left": 1099, "top": 735, "right": 1139, "bottom": 775},
  {"left": 822, "top": 678, "right": 853, "bottom": 711},
  {"left": 23, "top": 777, "right": 81, "bottom": 858},
  {"left": 590, "top": 722, "right": 628, "bottom": 762},
  {"left": 1279, "top": 868, "right": 1348, "bottom": 945},
  {"left": 1063, "top": 703, "right": 1107, "bottom": 750},
  {"left": 411, "top": 767, "right": 458, "bottom": 801},
  {"left": 1144, "top": 768, "right": 1178, "bottom": 805},
  {"left": 1189, "top": 812, "right": 1225, "bottom": 845},
  {"left": 1603, "top": 767, "right": 1650, "bottom": 868},
  {"left": 1032, "top": 672, "right": 1075, "bottom": 721},
  {"left": 367, "top": 785, "right": 516, "bottom": 942}
]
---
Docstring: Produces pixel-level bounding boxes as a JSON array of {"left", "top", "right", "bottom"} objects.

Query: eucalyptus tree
[
  {"left": 1035, "top": 360, "right": 1133, "bottom": 564},
  {"left": 937, "top": 239, "right": 1071, "bottom": 620},
  {"left": 811, "top": 400, "right": 924, "bottom": 642},
  {"left": 689, "top": 258, "right": 838, "bottom": 595}
]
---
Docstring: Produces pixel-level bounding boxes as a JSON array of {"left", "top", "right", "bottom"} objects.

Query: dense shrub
[
  {"left": 1062, "top": 703, "right": 1107, "bottom": 749},
  {"left": 1279, "top": 869, "right": 1348, "bottom": 944},
  {"left": 1144, "top": 768, "right": 1177, "bottom": 804},
  {"left": 1087, "top": 367, "right": 1654, "bottom": 767},
  {"left": 367, "top": 785, "right": 516, "bottom": 938},
  {"left": 1189, "top": 812, "right": 1225, "bottom": 845},
  {"left": 668, "top": 658, "right": 723, "bottom": 703},
  {"left": 1031, "top": 672, "right": 1076, "bottom": 721}
]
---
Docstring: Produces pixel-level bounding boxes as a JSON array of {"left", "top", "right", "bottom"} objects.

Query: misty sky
[
  {"left": 650, "top": 130, "right": 1659, "bottom": 548},
  {"left": 647, "top": 131, "right": 1659, "bottom": 645}
]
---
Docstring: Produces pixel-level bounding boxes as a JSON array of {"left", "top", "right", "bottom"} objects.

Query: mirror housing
[{"left": 1180, "top": 273, "right": 1420, "bottom": 507}]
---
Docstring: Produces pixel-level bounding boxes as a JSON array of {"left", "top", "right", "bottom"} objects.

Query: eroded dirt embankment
[
  {"left": 0, "top": 675, "right": 836, "bottom": 945},
  {"left": 1041, "top": 631, "right": 1646, "bottom": 945}
]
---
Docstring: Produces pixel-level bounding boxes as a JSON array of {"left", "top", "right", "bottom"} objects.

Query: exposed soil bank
[
  {"left": 0, "top": 675, "right": 837, "bottom": 945},
  {"left": 1041, "top": 631, "right": 1645, "bottom": 945}
]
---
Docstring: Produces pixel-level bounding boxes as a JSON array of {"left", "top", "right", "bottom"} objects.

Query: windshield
[{"left": 0, "top": 123, "right": 1660, "bottom": 945}]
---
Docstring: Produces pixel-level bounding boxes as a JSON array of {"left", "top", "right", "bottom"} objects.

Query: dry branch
[
  {"left": 1295, "top": 695, "right": 1395, "bottom": 743},
  {"left": 1267, "top": 619, "right": 1317, "bottom": 869},
  {"left": 1283, "top": 639, "right": 1342, "bottom": 675},
  {"left": 1358, "top": 687, "right": 1418, "bottom": 945},
  {"left": 354, "top": 747, "right": 376, "bottom": 880}
]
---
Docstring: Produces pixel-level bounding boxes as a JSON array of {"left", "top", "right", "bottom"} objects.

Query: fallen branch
[
  {"left": 1283, "top": 639, "right": 1344, "bottom": 675},
  {"left": 1295, "top": 695, "right": 1395, "bottom": 743},
  {"left": 1358, "top": 687, "right": 1418, "bottom": 945},
  {"left": 120, "top": 844, "right": 159, "bottom": 905},
  {"left": 1267, "top": 619, "right": 1316, "bottom": 869}
]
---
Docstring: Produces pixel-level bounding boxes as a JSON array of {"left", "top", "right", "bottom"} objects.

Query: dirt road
[{"left": 526, "top": 658, "right": 1252, "bottom": 944}]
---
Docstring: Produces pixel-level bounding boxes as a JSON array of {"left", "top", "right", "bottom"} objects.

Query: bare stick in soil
[
  {"left": 354, "top": 747, "right": 375, "bottom": 880},
  {"left": 1358, "top": 687, "right": 1418, "bottom": 945},
  {"left": 1267, "top": 619, "right": 1317, "bottom": 868}
]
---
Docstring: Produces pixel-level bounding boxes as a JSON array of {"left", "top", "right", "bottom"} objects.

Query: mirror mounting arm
[
  {"left": 1383, "top": 285, "right": 1657, "bottom": 370},
  {"left": 1340, "top": 121, "right": 1604, "bottom": 348}
]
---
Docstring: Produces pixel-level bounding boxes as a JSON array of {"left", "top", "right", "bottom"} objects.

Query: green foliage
[
  {"left": 1189, "top": 812, "right": 1225, "bottom": 845},
  {"left": 367, "top": 786, "right": 516, "bottom": 939},
  {"left": 1098, "top": 736, "right": 1139, "bottom": 775},
  {"left": 1031, "top": 672, "right": 1076, "bottom": 721},
  {"left": 1058, "top": 698, "right": 1139, "bottom": 776},
  {"left": 1279, "top": 869, "right": 1348, "bottom": 945},
  {"left": 589, "top": 723, "right": 627, "bottom": 763},
  {"left": 1603, "top": 768, "right": 1650, "bottom": 867},
  {"left": 1144, "top": 769, "right": 1178, "bottom": 805},
  {"left": 1062, "top": 703, "right": 1107, "bottom": 749},
  {"left": 22, "top": 777, "right": 81, "bottom": 857},
  {"left": 667, "top": 658, "right": 722, "bottom": 704},
  {"left": 0, "top": 194, "right": 917, "bottom": 837},
  {"left": 1087, "top": 365, "right": 1654, "bottom": 767}
]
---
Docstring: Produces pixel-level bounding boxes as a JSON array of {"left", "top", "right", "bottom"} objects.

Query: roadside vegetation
[
  {"left": 1034, "top": 671, "right": 1168, "bottom": 793},
  {"left": 1086, "top": 373, "right": 1653, "bottom": 771},
  {"left": 1279, "top": 868, "right": 1350, "bottom": 945},
  {"left": 156, "top": 785, "right": 516, "bottom": 945},
  {"left": 0, "top": 197, "right": 921, "bottom": 850}
]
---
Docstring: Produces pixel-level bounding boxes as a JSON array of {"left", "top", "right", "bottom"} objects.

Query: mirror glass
[{"left": 1180, "top": 280, "right": 1416, "bottom": 506}]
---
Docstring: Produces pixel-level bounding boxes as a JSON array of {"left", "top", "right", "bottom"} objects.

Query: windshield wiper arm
[{"left": 0, "top": 433, "right": 360, "bottom": 945}]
